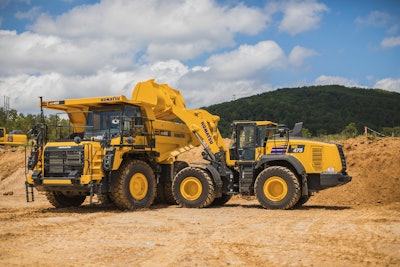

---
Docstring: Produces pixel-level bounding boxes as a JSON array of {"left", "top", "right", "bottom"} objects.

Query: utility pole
[{"left": 3, "top": 95, "right": 10, "bottom": 118}]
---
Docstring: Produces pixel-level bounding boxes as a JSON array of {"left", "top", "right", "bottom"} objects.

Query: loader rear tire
[
  {"left": 254, "top": 166, "right": 301, "bottom": 210},
  {"left": 45, "top": 191, "right": 86, "bottom": 208},
  {"left": 172, "top": 167, "right": 215, "bottom": 208},
  {"left": 112, "top": 160, "right": 156, "bottom": 210}
]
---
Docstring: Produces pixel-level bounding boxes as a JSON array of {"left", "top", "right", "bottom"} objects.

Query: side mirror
[{"left": 278, "top": 124, "right": 286, "bottom": 137}]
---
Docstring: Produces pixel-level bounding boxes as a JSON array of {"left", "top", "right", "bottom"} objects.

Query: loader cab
[
  {"left": 229, "top": 121, "right": 267, "bottom": 161},
  {"left": 229, "top": 121, "right": 276, "bottom": 161}
]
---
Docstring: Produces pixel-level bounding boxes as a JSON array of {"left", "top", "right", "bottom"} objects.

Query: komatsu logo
[
  {"left": 201, "top": 122, "right": 214, "bottom": 144},
  {"left": 101, "top": 97, "right": 120, "bottom": 102}
]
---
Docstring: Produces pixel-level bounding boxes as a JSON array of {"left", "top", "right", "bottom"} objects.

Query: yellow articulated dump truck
[{"left": 26, "top": 79, "right": 351, "bottom": 210}]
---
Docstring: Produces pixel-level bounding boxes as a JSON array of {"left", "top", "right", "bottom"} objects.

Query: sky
[{"left": 0, "top": 0, "right": 399, "bottom": 114}]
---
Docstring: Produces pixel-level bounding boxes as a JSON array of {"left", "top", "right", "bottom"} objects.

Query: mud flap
[{"left": 301, "top": 174, "right": 309, "bottom": 197}]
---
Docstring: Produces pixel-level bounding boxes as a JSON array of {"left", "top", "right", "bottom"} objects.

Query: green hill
[{"left": 203, "top": 85, "right": 400, "bottom": 137}]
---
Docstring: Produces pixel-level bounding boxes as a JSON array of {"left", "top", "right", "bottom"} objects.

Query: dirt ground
[{"left": 0, "top": 137, "right": 399, "bottom": 266}]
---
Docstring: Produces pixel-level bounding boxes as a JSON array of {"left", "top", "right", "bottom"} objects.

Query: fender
[
  {"left": 191, "top": 162, "right": 222, "bottom": 198},
  {"left": 255, "top": 154, "right": 306, "bottom": 175}
]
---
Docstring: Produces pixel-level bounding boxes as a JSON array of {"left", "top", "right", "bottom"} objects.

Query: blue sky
[{"left": 0, "top": 0, "right": 399, "bottom": 114}]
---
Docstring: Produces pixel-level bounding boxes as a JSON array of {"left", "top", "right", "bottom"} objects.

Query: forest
[
  {"left": 203, "top": 85, "right": 400, "bottom": 137},
  {"left": 1, "top": 85, "right": 399, "bottom": 139}
]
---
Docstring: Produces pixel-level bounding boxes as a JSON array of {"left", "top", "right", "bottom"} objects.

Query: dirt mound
[
  {"left": 1, "top": 137, "right": 399, "bottom": 206},
  {"left": 310, "top": 137, "right": 400, "bottom": 206},
  {"left": 0, "top": 147, "right": 26, "bottom": 196}
]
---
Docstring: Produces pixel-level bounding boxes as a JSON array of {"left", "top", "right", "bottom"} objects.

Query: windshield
[{"left": 85, "top": 105, "right": 141, "bottom": 140}]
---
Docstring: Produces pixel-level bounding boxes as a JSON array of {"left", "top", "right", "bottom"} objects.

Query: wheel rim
[
  {"left": 264, "top": 176, "right": 288, "bottom": 201},
  {"left": 129, "top": 173, "right": 148, "bottom": 200},
  {"left": 180, "top": 177, "right": 202, "bottom": 201}
]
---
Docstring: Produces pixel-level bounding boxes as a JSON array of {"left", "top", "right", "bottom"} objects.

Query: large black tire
[
  {"left": 111, "top": 160, "right": 156, "bottom": 210},
  {"left": 254, "top": 166, "right": 301, "bottom": 210},
  {"left": 45, "top": 191, "right": 86, "bottom": 208},
  {"left": 172, "top": 167, "right": 215, "bottom": 208}
]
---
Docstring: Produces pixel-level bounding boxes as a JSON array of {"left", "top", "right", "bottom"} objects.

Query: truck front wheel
[
  {"left": 45, "top": 191, "right": 86, "bottom": 208},
  {"left": 112, "top": 160, "right": 156, "bottom": 210},
  {"left": 172, "top": 167, "right": 215, "bottom": 208},
  {"left": 254, "top": 166, "right": 301, "bottom": 210}
]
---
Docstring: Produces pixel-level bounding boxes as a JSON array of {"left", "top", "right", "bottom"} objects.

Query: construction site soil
[{"left": 0, "top": 137, "right": 399, "bottom": 266}]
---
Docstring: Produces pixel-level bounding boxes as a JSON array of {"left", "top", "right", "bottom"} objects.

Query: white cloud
[
  {"left": 206, "top": 41, "right": 285, "bottom": 79},
  {"left": 0, "top": 30, "right": 136, "bottom": 75},
  {"left": 29, "top": 0, "right": 268, "bottom": 62},
  {"left": 267, "top": 0, "right": 329, "bottom": 35},
  {"left": 0, "top": 56, "right": 275, "bottom": 113},
  {"left": 355, "top": 10, "right": 400, "bottom": 35},
  {"left": 15, "top": 6, "right": 41, "bottom": 20},
  {"left": 0, "top": 0, "right": 270, "bottom": 79},
  {"left": 177, "top": 77, "right": 272, "bottom": 108},
  {"left": 149, "top": 60, "right": 189, "bottom": 86},
  {"left": 0, "top": 60, "right": 190, "bottom": 114},
  {"left": 144, "top": 41, "right": 216, "bottom": 62},
  {"left": 355, "top": 11, "right": 393, "bottom": 27},
  {"left": 288, "top": 46, "right": 318, "bottom": 66},
  {"left": 374, "top": 77, "right": 400, "bottom": 93},
  {"left": 313, "top": 75, "right": 364, "bottom": 88},
  {"left": 381, "top": 36, "right": 400, "bottom": 48}
]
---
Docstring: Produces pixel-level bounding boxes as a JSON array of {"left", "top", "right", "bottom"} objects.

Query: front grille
[
  {"left": 44, "top": 146, "right": 84, "bottom": 177},
  {"left": 312, "top": 146, "right": 323, "bottom": 172},
  {"left": 336, "top": 144, "right": 347, "bottom": 171}
]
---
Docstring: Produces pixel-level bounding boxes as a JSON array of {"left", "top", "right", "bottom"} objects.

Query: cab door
[{"left": 230, "top": 124, "right": 256, "bottom": 161}]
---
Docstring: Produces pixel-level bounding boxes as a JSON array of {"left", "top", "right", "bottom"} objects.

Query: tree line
[
  {"left": 0, "top": 108, "right": 69, "bottom": 141},
  {"left": 204, "top": 85, "right": 400, "bottom": 137}
]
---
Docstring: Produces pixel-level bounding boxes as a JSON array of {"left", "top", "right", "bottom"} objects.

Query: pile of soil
[
  {"left": 310, "top": 137, "right": 400, "bottom": 206},
  {"left": 0, "top": 147, "right": 26, "bottom": 196}
]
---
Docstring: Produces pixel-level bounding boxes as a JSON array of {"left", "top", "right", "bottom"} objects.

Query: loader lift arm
[{"left": 131, "top": 80, "right": 228, "bottom": 162}]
